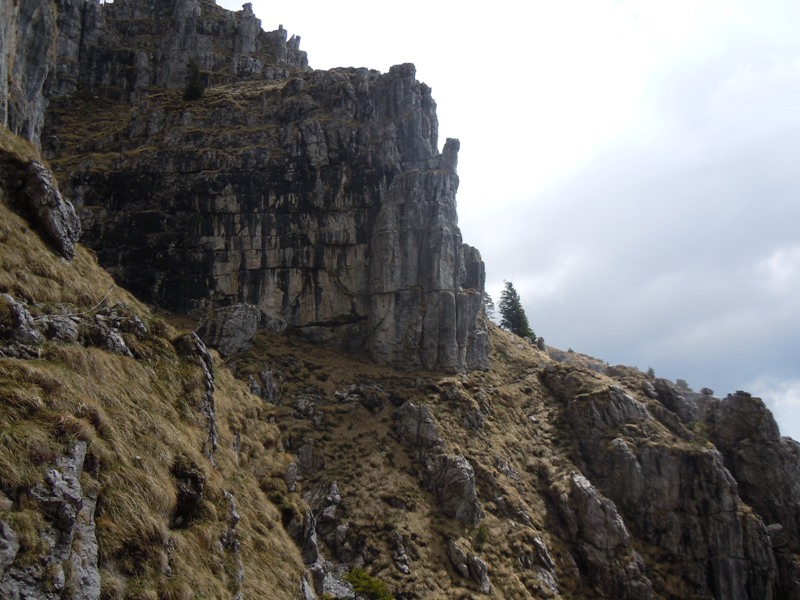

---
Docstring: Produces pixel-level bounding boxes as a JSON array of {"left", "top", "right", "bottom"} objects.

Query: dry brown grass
[
  {"left": 226, "top": 322, "right": 734, "bottom": 599},
  {"left": 0, "top": 201, "right": 139, "bottom": 310},
  {"left": 0, "top": 192, "right": 304, "bottom": 597},
  {"left": 0, "top": 127, "right": 38, "bottom": 162}
]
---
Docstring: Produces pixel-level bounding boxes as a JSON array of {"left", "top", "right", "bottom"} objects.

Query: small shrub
[
  {"left": 474, "top": 522, "right": 489, "bottom": 551},
  {"left": 343, "top": 567, "right": 393, "bottom": 600}
]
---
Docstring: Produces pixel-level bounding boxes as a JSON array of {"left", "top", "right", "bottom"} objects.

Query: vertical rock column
[
  {"left": 0, "top": 0, "right": 58, "bottom": 143},
  {"left": 368, "top": 138, "right": 466, "bottom": 371}
]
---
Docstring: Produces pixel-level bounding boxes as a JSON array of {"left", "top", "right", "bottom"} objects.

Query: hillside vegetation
[{"left": 0, "top": 128, "right": 304, "bottom": 599}]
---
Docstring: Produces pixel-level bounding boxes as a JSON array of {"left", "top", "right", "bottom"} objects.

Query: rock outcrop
[
  {"left": 0, "top": 442, "right": 100, "bottom": 599},
  {"left": 424, "top": 454, "right": 482, "bottom": 526},
  {"left": 394, "top": 401, "right": 443, "bottom": 450},
  {"left": 555, "top": 472, "right": 652, "bottom": 599},
  {"left": 0, "top": 0, "right": 58, "bottom": 142},
  {"left": 6, "top": 1, "right": 800, "bottom": 599},
  {"left": 542, "top": 365, "right": 786, "bottom": 599},
  {"left": 448, "top": 539, "right": 492, "bottom": 594},
  {"left": 38, "top": 2, "right": 488, "bottom": 372},
  {"left": 174, "top": 331, "right": 218, "bottom": 458},
  {"left": 702, "top": 391, "right": 800, "bottom": 597},
  {"left": 0, "top": 293, "right": 149, "bottom": 360},
  {"left": 0, "top": 151, "right": 81, "bottom": 260},
  {"left": 47, "top": 0, "right": 308, "bottom": 101}
]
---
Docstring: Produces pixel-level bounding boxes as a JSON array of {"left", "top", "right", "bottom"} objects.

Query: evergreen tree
[
  {"left": 483, "top": 292, "right": 495, "bottom": 320},
  {"left": 498, "top": 280, "right": 534, "bottom": 339}
]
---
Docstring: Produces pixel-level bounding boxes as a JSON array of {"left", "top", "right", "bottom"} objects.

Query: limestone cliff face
[
  {"left": 0, "top": 0, "right": 58, "bottom": 142},
  {"left": 43, "top": 5, "right": 488, "bottom": 371},
  {"left": 2, "top": 0, "right": 305, "bottom": 145},
  {"left": 46, "top": 0, "right": 308, "bottom": 102}
]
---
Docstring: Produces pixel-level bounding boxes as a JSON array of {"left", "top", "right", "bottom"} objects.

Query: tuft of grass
[{"left": 0, "top": 126, "right": 38, "bottom": 162}]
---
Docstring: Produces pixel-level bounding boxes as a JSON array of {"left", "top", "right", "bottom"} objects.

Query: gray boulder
[
  {"left": 197, "top": 303, "right": 260, "bottom": 356},
  {"left": 424, "top": 454, "right": 482, "bottom": 526},
  {"left": 0, "top": 293, "right": 43, "bottom": 346},
  {"left": 447, "top": 539, "right": 470, "bottom": 579},
  {"left": 447, "top": 539, "right": 491, "bottom": 594},
  {"left": 468, "top": 555, "right": 492, "bottom": 594},
  {"left": 394, "top": 401, "right": 443, "bottom": 450},
  {"left": 20, "top": 161, "right": 81, "bottom": 259}
]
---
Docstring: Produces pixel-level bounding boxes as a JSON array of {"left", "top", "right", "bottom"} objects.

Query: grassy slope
[
  {"left": 0, "top": 128, "right": 304, "bottom": 598},
  {"left": 235, "top": 318, "right": 742, "bottom": 599}
]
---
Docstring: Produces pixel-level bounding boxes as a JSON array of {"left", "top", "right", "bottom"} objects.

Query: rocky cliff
[
  {"left": 1, "top": 0, "right": 58, "bottom": 142},
  {"left": 39, "top": 0, "right": 488, "bottom": 372},
  {"left": 2, "top": 1, "right": 800, "bottom": 599}
]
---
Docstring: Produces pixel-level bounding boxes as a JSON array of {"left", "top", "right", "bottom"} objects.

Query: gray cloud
[{"left": 472, "top": 39, "right": 800, "bottom": 439}]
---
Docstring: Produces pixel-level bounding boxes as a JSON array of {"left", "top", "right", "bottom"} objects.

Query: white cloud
[
  {"left": 748, "top": 376, "right": 800, "bottom": 441},
  {"left": 759, "top": 244, "right": 800, "bottom": 293},
  {"left": 750, "top": 377, "right": 800, "bottom": 408}
]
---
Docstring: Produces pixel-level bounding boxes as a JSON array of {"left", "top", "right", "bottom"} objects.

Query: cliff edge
[{"left": 37, "top": 0, "right": 488, "bottom": 372}]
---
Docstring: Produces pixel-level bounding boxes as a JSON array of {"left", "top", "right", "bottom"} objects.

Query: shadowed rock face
[
  {"left": 701, "top": 392, "right": 800, "bottom": 595},
  {"left": 45, "top": 20, "right": 488, "bottom": 371},
  {"left": 541, "top": 366, "right": 782, "bottom": 600},
  {"left": 46, "top": 0, "right": 308, "bottom": 101},
  {"left": 0, "top": 0, "right": 58, "bottom": 142}
]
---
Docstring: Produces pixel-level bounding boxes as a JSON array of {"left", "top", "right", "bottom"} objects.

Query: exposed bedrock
[{"left": 48, "top": 62, "right": 488, "bottom": 371}]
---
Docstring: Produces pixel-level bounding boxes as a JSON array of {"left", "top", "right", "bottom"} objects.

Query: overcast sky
[{"left": 215, "top": 0, "right": 800, "bottom": 440}]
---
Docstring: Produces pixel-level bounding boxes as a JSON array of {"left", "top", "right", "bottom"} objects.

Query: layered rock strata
[
  {"left": 3, "top": 0, "right": 306, "bottom": 145},
  {"left": 542, "top": 364, "right": 797, "bottom": 599},
  {"left": 43, "top": 6, "right": 488, "bottom": 370},
  {"left": 46, "top": 0, "right": 308, "bottom": 101}
]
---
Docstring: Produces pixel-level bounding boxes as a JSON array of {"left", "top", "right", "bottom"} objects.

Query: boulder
[
  {"left": 20, "top": 161, "right": 81, "bottom": 259},
  {"left": 447, "top": 539, "right": 491, "bottom": 594},
  {"left": 394, "top": 401, "right": 443, "bottom": 450},
  {"left": 468, "top": 555, "right": 491, "bottom": 594},
  {"left": 424, "top": 454, "right": 482, "bottom": 526},
  {"left": 197, "top": 303, "right": 260, "bottom": 356},
  {"left": 0, "top": 293, "right": 43, "bottom": 346}
]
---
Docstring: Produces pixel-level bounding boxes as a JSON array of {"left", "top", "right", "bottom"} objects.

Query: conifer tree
[
  {"left": 498, "top": 280, "right": 534, "bottom": 339},
  {"left": 483, "top": 292, "right": 496, "bottom": 320}
]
